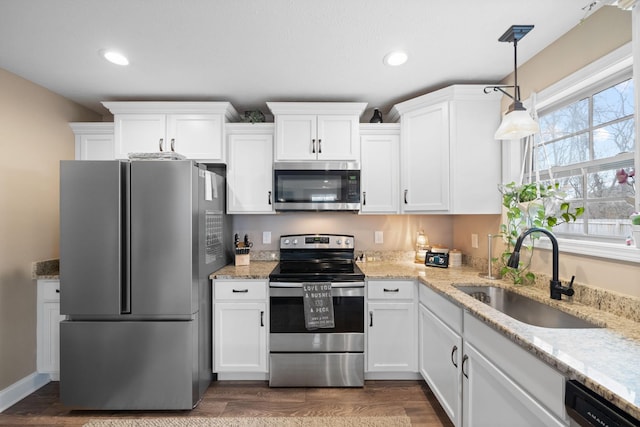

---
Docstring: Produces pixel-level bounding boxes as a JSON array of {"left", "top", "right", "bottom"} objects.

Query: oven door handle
[
  {"left": 269, "top": 282, "right": 364, "bottom": 288},
  {"left": 269, "top": 286, "right": 365, "bottom": 298}
]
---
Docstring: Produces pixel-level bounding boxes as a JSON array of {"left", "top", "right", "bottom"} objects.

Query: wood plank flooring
[{"left": 0, "top": 380, "right": 453, "bottom": 426}]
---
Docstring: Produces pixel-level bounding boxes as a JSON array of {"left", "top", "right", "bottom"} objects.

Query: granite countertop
[
  {"left": 32, "top": 259, "right": 60, "bottom": 280},
  {"left": 210, "top": 260, "right": 640, "bottom": 419}
]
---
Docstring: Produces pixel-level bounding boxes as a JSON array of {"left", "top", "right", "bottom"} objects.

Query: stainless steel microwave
[{"left": 273, "top": 161, "right": 361, "bottom": 211}]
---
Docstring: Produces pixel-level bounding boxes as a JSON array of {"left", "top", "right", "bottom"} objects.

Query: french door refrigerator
[{"left": 59, "top": 160, "right": 229, "bottom": 410}]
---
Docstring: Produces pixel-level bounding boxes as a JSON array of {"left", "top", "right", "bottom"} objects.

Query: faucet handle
[{"left": 568, "top": 275, "right": 575, "bottom": 289}]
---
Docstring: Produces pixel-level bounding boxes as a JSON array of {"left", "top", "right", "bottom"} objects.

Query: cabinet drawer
[
  {"left": 419, "top": 284, "right": 462, "bottom": 333},
  {"left": 367, "top": 280, "right": 414, "bottom": 300},
  {"left": 41, "top": 280, "right": 61, "bottom": 301},
  {"left": 214, "top": 281, "right": 267, "bottom": 300}
]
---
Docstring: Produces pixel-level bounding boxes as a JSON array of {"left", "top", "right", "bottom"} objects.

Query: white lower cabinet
[
  {"left": 213, "top": 280, "right": 268, "bottom": 377},
  {"left": 462, "top": 343, "right": 565, "bottom": 427},
  {"left": 419, "top": 302, "right": 462, "bottom": 426},
  {"left": 418, "top": 285, "right": 569, "bottom": 427},
  {"left": 366, "top": 280, "right": 417, "bottom": 374},
  {"left": 37, "top": 279, "right": 64, "bottom": 379}
]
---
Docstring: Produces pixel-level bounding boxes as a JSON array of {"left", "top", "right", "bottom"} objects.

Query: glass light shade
[
  {"left": 494, "top": 109, "right": 540, "bottom": 140},
  {"left": 415, "top": 230, "right": 430, "bottom": 263}
]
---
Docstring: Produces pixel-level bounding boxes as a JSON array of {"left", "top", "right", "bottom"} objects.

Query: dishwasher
[{"left": 565, "top": 380, "right": 639, "bottom": 427}]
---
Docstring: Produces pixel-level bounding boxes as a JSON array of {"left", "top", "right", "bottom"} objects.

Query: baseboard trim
[
  {"left": 365, "top": 372, "right": 422, "bottom": 380},
  {"left": 0, "top": 372, "right": 50, "bottom": 413}
]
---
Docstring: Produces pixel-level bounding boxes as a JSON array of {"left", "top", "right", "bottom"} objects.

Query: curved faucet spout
[{"left": 507, "top": 227, "right": 572, "bottom": 300}]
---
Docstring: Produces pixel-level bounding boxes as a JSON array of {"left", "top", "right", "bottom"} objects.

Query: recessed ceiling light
[
  {"left": 383, "top": 51, "right": 408, "bottom": 66},
  {"left": 100, "top": 49, "right": 129, "bottom": 66}
]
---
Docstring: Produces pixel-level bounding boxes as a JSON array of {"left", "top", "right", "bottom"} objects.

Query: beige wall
[
  {"left": 453, "top": 6, "right": 637, "bottom": 297},
  {"left": 234, "top": 213, "right": 454, "bottom": 254},
  {"left": 0, "top": 68, "right": 101, "bottom": 389}
]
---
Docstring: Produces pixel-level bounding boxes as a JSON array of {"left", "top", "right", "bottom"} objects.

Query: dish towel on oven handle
[{"left": 302, "top": 282, "right": 335, "bottom": 329}]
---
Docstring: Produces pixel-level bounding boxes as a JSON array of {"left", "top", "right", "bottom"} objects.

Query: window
[{"left": 531, "top": 75, "right": 635, "bottom": 242}]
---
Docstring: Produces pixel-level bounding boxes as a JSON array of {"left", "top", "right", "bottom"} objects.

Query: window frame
[{"left": 516, "top": 42, "right": 639, "bottom": 262}]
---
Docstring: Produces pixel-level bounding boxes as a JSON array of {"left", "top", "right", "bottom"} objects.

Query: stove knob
[
  {"left": 283, "top": 239, "right": 290, "bottom": 245},
  {"left": 345, "top": 239, "right": 352, "bottom": 246},
  {"left": 336, "top": 239, "right": 342, "bottom": 245},
  {"left": 292, "top": 239, "right": 298, "bottom": 245}
]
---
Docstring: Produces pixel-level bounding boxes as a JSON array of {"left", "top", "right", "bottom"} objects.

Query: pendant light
[{"left": 485, "top": 25, "right": 539, "bottom": 140}]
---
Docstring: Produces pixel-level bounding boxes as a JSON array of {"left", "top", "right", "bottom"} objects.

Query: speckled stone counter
[
  {"left": 211, "top": 261, "right": 278, "bottom": 280},
  {"left": 210, "top": 260, "right": 640, "bottom": 419},
  {"left": 32, "top": 259, "right": 60, "bottom": 280}
]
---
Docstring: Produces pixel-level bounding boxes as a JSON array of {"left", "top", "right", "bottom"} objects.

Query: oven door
[
  {"left": 269, "top": 282, "right": 364, "bottom": 352},
  {"left": 273, "top": 163, "right": 360, "bottom": 211}
]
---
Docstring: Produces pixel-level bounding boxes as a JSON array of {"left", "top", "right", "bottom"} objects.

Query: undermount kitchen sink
[{"left": 454, "top": 285, "right": 603, "bottom": 329}]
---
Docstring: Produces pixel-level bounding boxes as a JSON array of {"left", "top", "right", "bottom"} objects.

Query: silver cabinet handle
[
  {"left": 159, "top": 138, "right": 164, "bottom": 152},
  {"left": 451, "top": 345, "right": 458, "bottom": 368},
  {"left": 268, "top": 191, "right": 272, "bottom": 205},
  {"left": 383, "top": 288, "right": 399, "bottom": 293},
  {"left": 369, "top": 311, "right": 373, "bottom": 327},
  {"left": 404, "top": 189, "right": 408, "bottom": 204},
  {"left": 260, "top": 311, "right": 264, "bottom": 327},
  {"left": 170, "top": 138, "right": 175, "bottom": 152},
  {"left": 318, "top": 139, "right": 322, "bottom": 153},
  {"left": 232, "top": 289, "right": 249, "bottom": 293},
  {"left": 462, "top": 354, "right": 469, "bottom": 379},
  {"left": 311, "top": 139, "right": 316, "bottom": 153},
  {"left": 363, "top": 191, "right": 366, "bottom": 206}
]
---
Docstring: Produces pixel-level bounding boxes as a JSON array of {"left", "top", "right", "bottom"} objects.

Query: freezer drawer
[{"left": 60, "top": 319, "right": 205, "bottom": 410}]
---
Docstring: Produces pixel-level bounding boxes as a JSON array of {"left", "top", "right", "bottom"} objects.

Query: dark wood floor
[{"left": 0, "top": 380, "right": 454, "bottom": 426}]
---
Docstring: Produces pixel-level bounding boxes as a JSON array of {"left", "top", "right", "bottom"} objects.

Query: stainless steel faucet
[{"left": 507, "top": 227, "right": 575, "bottom": 300}]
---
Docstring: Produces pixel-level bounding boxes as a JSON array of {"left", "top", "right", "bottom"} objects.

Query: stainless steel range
[{"left": 268, "top": 234, "right": 365, "bottom": 387}]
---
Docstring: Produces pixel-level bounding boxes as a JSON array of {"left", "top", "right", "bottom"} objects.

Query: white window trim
[{"left": 509, "top": 42, "right": 638, "bottom": 263}]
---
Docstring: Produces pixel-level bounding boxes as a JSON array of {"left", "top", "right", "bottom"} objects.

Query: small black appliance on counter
[{"left": 425, "top": 250, "right": 449, "bottom": 268}]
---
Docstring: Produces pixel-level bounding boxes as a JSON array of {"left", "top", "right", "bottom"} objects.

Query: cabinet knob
[
  {"left": 268, "top": 190, "right": 272, "bottom": 205},
  {"left": 170, "top": 138, "right": 175, "bottom": 152},
  {"left": 260, "top": 311, "right": 264, "bottom": 327},
  {"left": 369, "top": 311, "right": 373, "bottom": 327},
  {"left": 159, "top": 138, "right": 164, "bottom": 152},
  {"left": 404, "top": 189, "right": 408, "bottom": 204}
]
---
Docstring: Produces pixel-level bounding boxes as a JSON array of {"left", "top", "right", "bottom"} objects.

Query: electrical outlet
[
  {"left": 471, "top": 233, "right": 479, "bottom": 249},
  {"left": 374, "top": 231, "right": 384, "bottom": 244},
  {"left": 263, "top": 231, "right": 271, "bottom": 244}
]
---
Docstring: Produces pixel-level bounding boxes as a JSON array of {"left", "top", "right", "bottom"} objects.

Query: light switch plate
[
  {"left": 471, "top": 233, "right": 479, "bottom": 248},
  {"left": 374, "top": 231, "right": 384, "bottom": 244},
  {"left": 263, "top": 231, "right": 271, "bottom": 244}
]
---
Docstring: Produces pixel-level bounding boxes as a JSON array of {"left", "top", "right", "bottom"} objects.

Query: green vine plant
[{"left": 498, "top": 181, "right": 585, "bottom": 285}]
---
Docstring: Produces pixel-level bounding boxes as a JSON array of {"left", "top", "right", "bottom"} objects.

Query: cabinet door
[
  {"left": 419, "top": 304, "right": 462, "bottom": 427},
  {"left": 400, "top": 102, "right": 450, "bottom": 212},
  {"left": 360, "top": 134, "right": 399, "bottom": 214},
  {"left": 317, "top": 115, "right": 359, "bottom": 160},
  {"left": 275, "top": 114, "right": 317, "bottom": 160},
  {"left": 214, "top": 302, "right": 267, "bottom": 373},
  {"left": 167, "top": 114, "right": 223, "bottom": 161},
  {"left": 227, "top": 133, "right": 274, "bottom": 213},
  {"left": 39, "top": 302, "right": 63, "bottom": 374},
  {"left": 366, "top": 302, "right": 417, "bottom": 372},
  {"left": 462, "top": 343, "right": 566, "bottom": 427},
  {"left": 114, "top": 114, "right": 166, "bottom": 159},
  {"left": 77, "top": 134, "right": 115, "bottom": 160}
]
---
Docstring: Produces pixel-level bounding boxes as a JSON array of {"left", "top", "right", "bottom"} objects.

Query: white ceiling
[{"left": 0, "top": 0, "right": 607, "bottom": 119}]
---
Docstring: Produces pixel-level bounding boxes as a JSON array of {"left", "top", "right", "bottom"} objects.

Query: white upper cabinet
[
  {"left": 267, "top": 102, "right": 367, "bottom": 161},
  {"left": 360, "top": 124, "right": 400, "bottom": 214},
  {"left": 69, "top": 122, "right": 115, "bottom": 160},
  {"left": 226, "top": 123, "right": 275, "bottom": 214},
  {"left": 103, "top": 102, "right": 238, "bottom": 162},
  {"left": 390, "top": 85, "right": 502, "bottom": 214}
]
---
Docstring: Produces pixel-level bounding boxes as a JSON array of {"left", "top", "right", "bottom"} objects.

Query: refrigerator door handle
[{"left": 121, "top": 162, "right": 132, "bottom": 314}]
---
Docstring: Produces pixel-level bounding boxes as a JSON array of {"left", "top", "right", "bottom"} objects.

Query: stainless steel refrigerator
[{"left": 59, "top": 160, "right": 230, "bottom": 410}]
